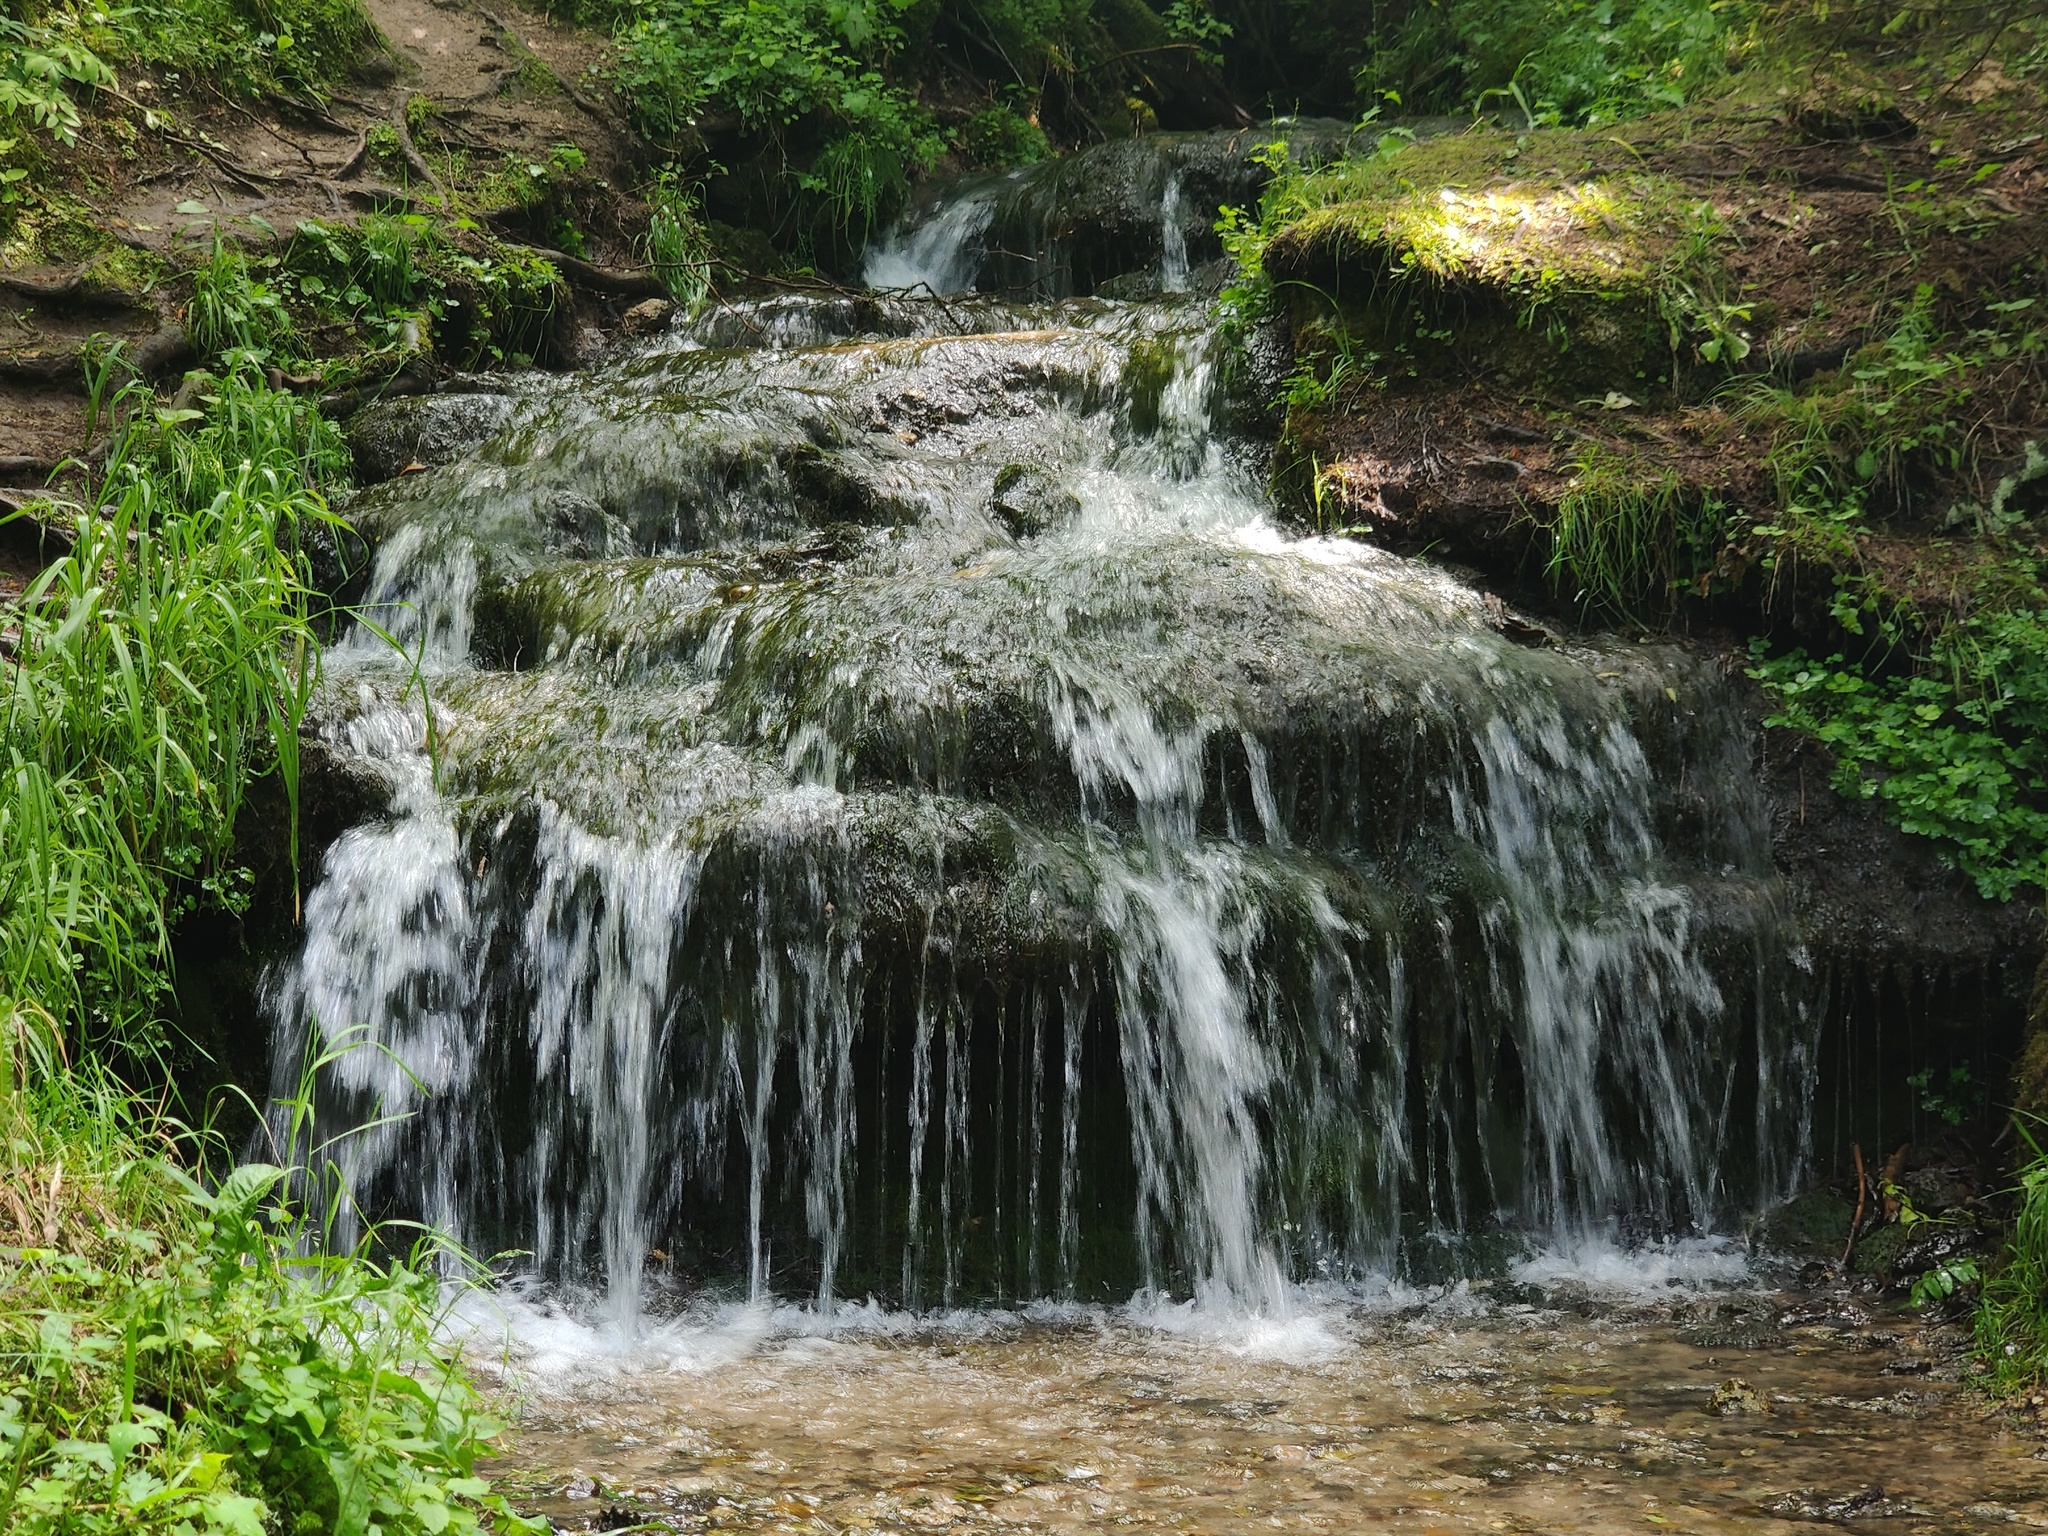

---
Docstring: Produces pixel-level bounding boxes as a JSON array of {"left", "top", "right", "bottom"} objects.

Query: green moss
[
  {"left": 1851, "top": 1218, "right": 1913, "bottom": 1275},
  {"left": 1241, "top": 129, "right": 1749, "bottom": 393},
  {"left": 1758, "top": 1191, "right": 1854, "bottom": 1252},
  {"left": 1277, "top": 159, "right": 1690, "bottom": 301}
]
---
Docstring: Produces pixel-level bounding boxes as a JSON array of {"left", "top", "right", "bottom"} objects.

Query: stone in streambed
[
  {"left": 990, "top": 462, "right": 1079, "bottom": 539},
  {"left": 1707, "top": 1379, "right": 1771, "bottom": 1416}
]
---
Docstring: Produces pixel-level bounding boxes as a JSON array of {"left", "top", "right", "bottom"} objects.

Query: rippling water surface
[{"left": 473, "top": 1268, "right": 2046, "bottom": 1534}]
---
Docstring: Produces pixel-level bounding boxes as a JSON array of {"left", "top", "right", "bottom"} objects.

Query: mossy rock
[
  {"left": 1849, "top": 1220, "right": 1912, "bottom": 1276},
  {"left": 1263, "top": 131, "right": 1719, "bottom": 390},
  {"left": 1757, "top": 1191, "right": 1854, "bottom": 1253}
]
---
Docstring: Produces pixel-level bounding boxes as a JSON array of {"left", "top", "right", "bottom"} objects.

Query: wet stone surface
[{"left": 482, "top": 1290, "right": 2048, "bottom": 1534}]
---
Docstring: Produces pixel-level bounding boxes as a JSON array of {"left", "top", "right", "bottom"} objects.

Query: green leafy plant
[
  {"left": 1974, "top": 1115, "right": 2048, "bottom": 1391},
  {"left": 611, "top": 0, "right": 941, "bottom": 237},
  {"left": 0, "top": 1062, "right": 547, "bottom": 1536},
  {"left": 641, "top": 168, "right": 714, "bottom": 307},
  {"left": 1908, "top": 1063, "right": 1983, "bottom": 1126},
  {"left": 1748, "top": 602, "right": 2048, "bottom": 900},
  {"left": 0, "top": 14, "right": 115, "bottom": 145},
  {"left": 283, "top": 216, "right": 564, "bottom": 367},
  {"left": 184, "top": 236, "right": 296, "bottom": 365},
  {"left": 123, "top": 0, "right": 373, "bottom": 99},
  {"left": 0, "top": 367, "right": 341, "bottom": 1056},
  {"left": 1911, "top": 1254, "right": 1980, "bottom": 1308},
  {"left": 1365, "top": 0, "right": 1740, "bottom": 127},
  {"left": 954, "top": 103, "right": 1050, "bottom": 170},
  {"left": 1162, "top": 0, "right": 1233, "bottom": 66}
]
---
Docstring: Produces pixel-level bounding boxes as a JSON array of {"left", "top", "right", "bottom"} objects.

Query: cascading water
[{"left": 270, "top": 170, "right": 1814, "bottom": 1327}]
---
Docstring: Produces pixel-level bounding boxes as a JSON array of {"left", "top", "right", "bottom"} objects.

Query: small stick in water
[{"left": 1841, "top": 1142, "right": 1867, "bottom": 1272}]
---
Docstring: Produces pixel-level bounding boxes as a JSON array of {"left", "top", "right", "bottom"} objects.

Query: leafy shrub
[
  {"left": 1366, "top": 0, "right": 1739, "bottom": 126},
  {"left": 611, "top": 0, "right": 942, "bottom": 236},
  {"left": 1748, "top": 603, "right": 2048, "bottom": 900},
  {"left": 1975, "top": 1116, "right": 2048, "bottom": 1391},
  {"left": 0, "top": 367, "right": 342, "bottom": 1053},
  {"left": 641, "top": 168, "right": 715, "bottom": 306},
  {"left": 954, "top": 103, "right": 1051, "bottom": 169},
  {"left": 2, "top": 0, "right": 369, "bottom": 134},
  {"left": 0, "top": 1068, "right": 543, "bottom": 1536},
  {"left": 185, "top": 238, "right": 297, "bottom": 364},
  {"left": 283, "top": 217, "right": 565, "bottom": 368},
  {"left": 0, "top": 13, "right": 115, "bottom": 145},
  {"left": 122, "top": 0, "right": 372, "bottom": 99}
]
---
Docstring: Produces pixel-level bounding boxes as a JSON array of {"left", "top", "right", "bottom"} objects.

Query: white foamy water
[{"left": 272, "top": 170, "right": 1810, "bottom": 1342}]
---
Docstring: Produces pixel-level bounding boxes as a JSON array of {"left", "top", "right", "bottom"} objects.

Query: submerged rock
[
  {"left": 990, "top": 462, "right": 1080, "bottom": 539},
  {"left": 1707, "top": 1378, "right": 1772, "bottom": 1415}
]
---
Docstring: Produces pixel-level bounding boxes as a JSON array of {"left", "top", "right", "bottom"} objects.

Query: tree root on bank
[
  {"left": 0, "top": 324, "right": 191, "bottom": 388},
  {"left": 389, "top": 103, "right": 449, "bottom": 209},
  {"left": 0, "top": 269, "right": 153, "bottom": 313}
]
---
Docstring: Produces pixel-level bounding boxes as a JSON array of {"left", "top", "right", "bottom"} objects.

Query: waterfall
[
  {"left": 270, "top": 175, "right": 1811, "bottom": 1323},
  {"left": 863, "top": 183, "right": 999, "bottom": 294},
  {"left": 1160, "top": 171, "right": 1190, "bottom": 293}
]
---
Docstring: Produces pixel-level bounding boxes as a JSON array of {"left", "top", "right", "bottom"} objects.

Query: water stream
[
  {"left": 278, "top": 158, "right": 1816, "bottom": 1320},
  {"left": 254, "top": 150, "right": 2048, "bottom": 1529}
]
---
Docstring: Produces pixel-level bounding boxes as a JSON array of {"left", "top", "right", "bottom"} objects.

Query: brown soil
[{"left": 0, "top": 0, "right": 644, "bottom": 480}]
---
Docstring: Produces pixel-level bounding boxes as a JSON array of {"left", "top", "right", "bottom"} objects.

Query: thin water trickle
[{"left": 1160, "top": 171, "right": 1189, "bottom": 293}]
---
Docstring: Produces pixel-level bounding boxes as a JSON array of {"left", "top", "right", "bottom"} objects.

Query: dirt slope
[{"left": 0, "top": 0, "right": 643, "bottom": 485}]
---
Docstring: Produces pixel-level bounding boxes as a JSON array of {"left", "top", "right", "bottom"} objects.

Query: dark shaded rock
[
  {"left": 1758, "top": 1191, "right": 1854, "bottom": 1254},
  {"left": 345, "top": 392, "right": 517, "bottom": 485}
]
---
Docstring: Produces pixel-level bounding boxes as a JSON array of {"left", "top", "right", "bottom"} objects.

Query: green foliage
[
  {"left": 122, "top": 0, "right": 372, "bottom": 99},
  {"left": 0, "top": 367, "right": 343, "bottom": 1053},
  {"left": 1910, "top": 1254, "right": 1979, "bottom": 1308},
  {"left": 1748, "top": 603, "right": 2048, "bottom": 900},
  {"left": 611, "top": 0, "right": 942, "bottom": 235},
  {"left": 0, "top": 1069, "right": 544, "bottom": 1536},
  {"left": 1366, "top": 0, "right": 1739, "bottom": 127},
  {"left": 281, "top": 217, "right": 564, "bottom": 369},
  {"left": 640, "top": 169, "right": 715, "bottom": 306},
  {"left": 501, "top": 143, "right": 593, "bottom": 258},
  {"left": 1271, "top": 304, "right": 1392, "bottom": 417},
  {"left": 1, "top": 0, "right": 368, "bottom": 133},
  {"left": 1974, "top": 1116, "right": 2048, "bottom": 1392},
  {"left": 0, "top": 14, "right": 115, "bottom": 146},
  {"left": 185, "top": 238, "right": 296, "bottom": 365},
  {"left": 1908, "top": 1063, "right": 1982, "bottom": 1127},
  {"left": 954, "top": 104, "right": 1051, "bottom": 170},
  {"left": 1547, "top": 450, "right": 1725, "bottom": 618},
  {"left": 1162, "top": 0, "right": 1233, "bottom": 66},
  {"left": 1741, "top": 290, "right": 2033, "bottom": 527},
  {"left": 1738, "top": 291, "right": 2048, "bottom": 900}
]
